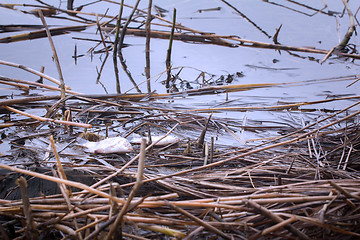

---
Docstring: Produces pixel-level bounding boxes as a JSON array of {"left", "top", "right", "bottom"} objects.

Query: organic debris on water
[{"left": 0, "top": 1, "right": 359, "bottom": 239}]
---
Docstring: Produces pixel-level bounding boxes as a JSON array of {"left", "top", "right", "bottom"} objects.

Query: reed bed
[
  {"left": 0, "top": 91, "right": 359, "bottom": 239},
  {"left": 1, "top": 1, "right": 360, "bottom": 239}
]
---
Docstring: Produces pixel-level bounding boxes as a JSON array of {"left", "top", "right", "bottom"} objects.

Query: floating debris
[
  {"left": 83, "top": 136, "right": 133, "bottom": 154},
  {"left": 131, "top": 135, "right": 180, "bottom": 146}
]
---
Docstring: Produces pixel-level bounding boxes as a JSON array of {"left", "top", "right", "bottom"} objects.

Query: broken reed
[
  {"left": 165, "top": 8, "right": 176, "bottom": 89},
  {"left": 1, "top": 169, "right": 360, "bottom": 239},
  {"left": 0, "top": 92, "right": 358, "bottom": 239}
]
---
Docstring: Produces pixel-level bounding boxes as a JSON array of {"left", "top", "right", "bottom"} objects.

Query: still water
[{"left": 0, "top": 0, "right": 359, "bottom": 146}]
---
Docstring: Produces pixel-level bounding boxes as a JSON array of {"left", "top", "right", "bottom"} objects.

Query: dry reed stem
[
  {"left": 116, "top": 0, "right": 142, "bottom": 94},
  {"left": 260, "top": 216, "right": 297, "bottom": 237},
  {"left": 0, "top": 60, "right": 73, "bottom": 89},
  {"left": 0, "top": 7, "right": 359, "bottom": 236},
  {"left": 165, "top": 8, "right": 176, "bottom": 89},
  {"left": 122, "top": 231, "right": 150, "bottom": 240},
  {"left": 0, "top": 24, "right": 90, "bottom": 43},
  {"left": 3, "top": 106, "right": 92, "bottom": 128},
  {"left": 3, "top": 3, "right": 360, "bottom": 61},
  {"left": 166, "top": 201, "right": 232, "bottom": 239},
  {"left": 145, "top": 0, "right": 152, "bottom": 93},
  {"left": 37, "top": 9, "right": 66, "bottom": 99},
  {"left": 0, "top": 79, "right": 29, "bottom": 91},
  {"left": 112, "top": 0, "right": 124, "bottom": 94},
  {"left": 0, "top": 177, "right": 359, "bottom": 238},
  {"left": 0, "top": 76, "right": 79, "bottom": 94},
  {"left": 16, "top": 176, "right": 38, "bottom": 240},
  {"left": 0, "top": 163, "right": 125, "bottom": 204},
  {"left": 121, "top": 107, "right": 360, "bottom": 191},
  {"left": 244, "top": 199, "right": 310, "bottom": 240},
  {"left": 137, "top": 224, "right": 185, "bottom": 239},
  {"left": 100, "top": 26, "right": 360, "bottom": 59},
  {"left": 336, "top": 0, "right": 356, "bottom": 52},
  {"left": 78, "top": 123, "right": 179, "bottom": 196},
  {"left": 49, "top": 135, "right": 83, "bottom": 239},
  {"left": 1, "top": 81, "right": 358, "bottom": 109},
  {"left": 105, "top": 138, "right": 146, "bottom": 239},
  {"left": 329, "top": 180, "right": 360, "bottom": 201},
  {"left": 197, "top": 113, "right": 212, "bottom": 147}
]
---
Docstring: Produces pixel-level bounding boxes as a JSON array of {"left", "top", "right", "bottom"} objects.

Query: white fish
[
  {"left": 131, "top": 135, "right": 180, "bottom": 146},
  {"left": 83, "top": 136, "right": 133, "bottom": 154}
]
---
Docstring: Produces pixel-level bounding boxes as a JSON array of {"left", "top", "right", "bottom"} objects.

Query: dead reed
[
  {"left": 0, "top": 1, "right": 359, "bottom": 239},
  {"left": 0, "top": 86, "right": 358, "bottom": 239}
]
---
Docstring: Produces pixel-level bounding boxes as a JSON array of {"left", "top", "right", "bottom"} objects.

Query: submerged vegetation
[{"left": 0, "top": 0, "right": 360, "bottom": 239}]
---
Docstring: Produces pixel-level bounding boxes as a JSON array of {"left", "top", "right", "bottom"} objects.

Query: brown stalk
[
  {"left": 218, "top": 122, "right": 245, "bottom": 145},
  {"left": 0, "top": 60, "right": 72, "bottom": 89},
  {"left": 197, "top": 113, "right": 212, "bottom": 147},
  {"left": 50, "top": 168, "right": 83, "bottom": 240},
  {"left": 49, "top": 135, "right": 68, "bottom": 183},
  {"left": 80, "top": 123, "right": 179, "bottom": 193},
  {"left": 0, "top": 76, "right": 79, "bottom": 94},
  {"left": 100, "top": 25, "right": 360, "bottom": 59},
  {"left": 336, "top": 0, "right": 355, "bottom": 52},
  {"left": 319, "top": 191, "right": 335, "bottom": 223},
  {"left": 3, "top": 106, "right": 92, "bottom": 128},
  {"left": 165, "top": 8, "right": 176, "bottom": 89},
  {"left": 0, "top": 25, "right": 89, "bottom": 43},
  {"left": 0, "top": 80, "right": 29, "bottom": 91},
  {"left": 122, "top": 231, "right": 150, "bottom": 240},
  {"left": 75, "top": 216, "right": 108, "bottom": 234},
  {"left": 95, "top": 13, "right": 110, "bottom": 91},
  {"left": 2, "top": 80, "right": 358, "bottom": 108},
  {"left": 37, "top": 9, "right": 66, "bottom": 99},
  {"left": 260, "top": 216, "right": 297, "bottom": 237},
  {"left": 0, "top": 163, "right": 125, "bottom": 204},
  {"left": 16, "top": 176, "right": 38, "bottom": 240},
  {"left": 279, "top": 212, "right": 360, "bottom": 238},
  {"left": 320, "top": 46, "right": 336, "bottom": 64},
  {"left": 54, "top": 224, "right": 77, "bottom": 238},
  {"left": 129, "top": 103, "right": 360, "bottom": 188},
  {"left": 113, "top": 0, "right": 124, "bottom": 94},
  {"left": 105, "top": 138, "right": 146, "bottom": 240},
  {"left": 145, "top": 0, "right": 152, "bottom": 93},
  {"left": 117, "top": 0, "right": 142, "bottom": 93},
  {"left": 244, "top": 199, "right": 310, "bottom": 240},
  {"left": 137, "top": 224, "right": 185, "bottom": 239},
  {"left": 183, "top": 226, "right": 204, "bottom": 240},
  {"left": 329, "top": 180, "right": 360, "bottom": 201},
  {"left": 166, "top": 200, "right": 231, "bottom": 240}
]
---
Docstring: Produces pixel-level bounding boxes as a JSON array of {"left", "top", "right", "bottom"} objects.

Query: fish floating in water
[
  {"left": 83, "top": 136, "right": 133, "bottom": 154},
  {"left": 131, "top": 135, "right": 180, "bottom": 146}
]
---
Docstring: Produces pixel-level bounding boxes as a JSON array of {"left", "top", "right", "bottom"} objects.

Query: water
[{"left": 0, "top": 0, "right": 359, "bottom": 147}]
